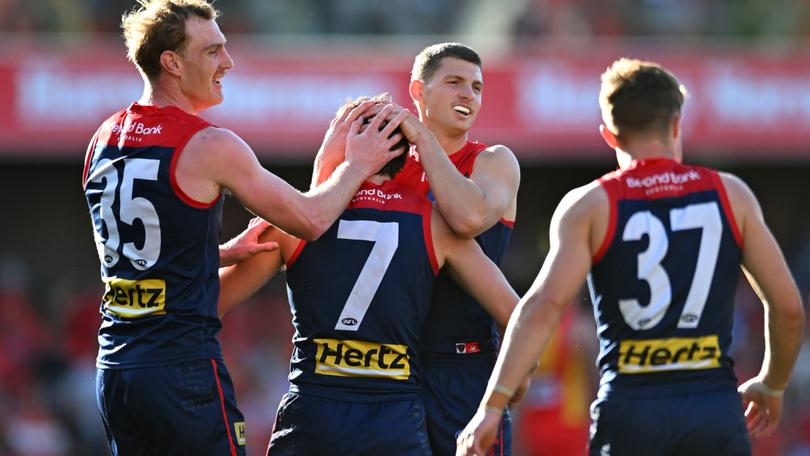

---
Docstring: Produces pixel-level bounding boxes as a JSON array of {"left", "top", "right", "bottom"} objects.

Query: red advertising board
[{"left": 1, "top": 44, "right": 809, "bottom": 162}]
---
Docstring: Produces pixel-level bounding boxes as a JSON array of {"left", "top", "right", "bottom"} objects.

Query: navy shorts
[
  {"left": 589, "top": 388, "right": 751, "bottom": 456},
  {"left": 268, "top": 392, "right": 432, "bottom": 456},
  {"left": 421, "top": 356, "right": 512, "bottom": 456},
  {"left": 96, "top": 358, "right": 246, "bottom": 456}
]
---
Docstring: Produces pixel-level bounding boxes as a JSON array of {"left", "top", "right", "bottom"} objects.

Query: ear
[
  {"left": 599, "top": 124, "right": 620, "bottom": 149},
  {"left": 160, "top": 50, "right": 182, "bottom": 77},
  {"left": 670, "top": 114, "right": 681, "bottom": 141},
  {"left": 409, "top": 79, "right": 424, "bottom": 104}
]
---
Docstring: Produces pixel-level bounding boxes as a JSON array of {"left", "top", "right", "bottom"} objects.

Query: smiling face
[
  {"left": 414, "top": 57, "right": 483, "bottom": 139},
  {"left": 174, "top": 15, "right": 233, "bottom": 112}
]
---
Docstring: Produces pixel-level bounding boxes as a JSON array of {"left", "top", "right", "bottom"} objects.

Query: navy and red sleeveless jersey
[
  {"left": 82, "top": 103, "right": 224, "bottom": 369},
  {"left": 284, "top": 180, "right": 439, "bottom": 402},
  {"left": 393, "top": 141, "right": 513, "bottom": 357},
  {"left": 589, "top": 158, "right": 743, "bottom": 399}
]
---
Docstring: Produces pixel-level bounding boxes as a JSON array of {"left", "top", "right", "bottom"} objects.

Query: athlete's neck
[
  {"left": 139, "top": 81, "right": 200, "bottom": 116},
  {"left": 422, "top": 118, "right": 468, "bottom": 155},
  {"left": 615, "top": 139, "right": 680, "bottom": 169}
]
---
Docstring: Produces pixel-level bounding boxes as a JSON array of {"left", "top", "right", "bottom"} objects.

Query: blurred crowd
[
  {"left": 1, "top": 0, "right": 810, "bottom": 455},
  {"left": 2, "top": 0, "right": 809, "bottom": 45}
]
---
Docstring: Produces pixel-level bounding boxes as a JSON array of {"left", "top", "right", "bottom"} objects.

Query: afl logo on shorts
[{"left": 341, "top": 318, "right": 358, "bottom": 326}]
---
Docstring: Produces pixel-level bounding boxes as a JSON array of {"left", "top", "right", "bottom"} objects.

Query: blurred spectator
[{"left": 513, "top": 297, "right": 596, "bottom": 456}]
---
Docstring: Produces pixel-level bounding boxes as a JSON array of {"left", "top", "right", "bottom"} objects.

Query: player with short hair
[
  {"left": 82, "top": 2, "right": 405, "bottom": 454},
  {"left": 313, "top": 42, "right": 522, "bottom": 455},
  {"left": 218, "top": 94, "right": 519, "bottom": 456},
  {"left": 456, "top": 57, "right": 805, "bottom": 456}
]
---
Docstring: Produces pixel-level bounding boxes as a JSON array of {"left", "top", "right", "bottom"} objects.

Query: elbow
[
  {"left": 770, "top": 293, "right": 805, "bottom": 333},
  {"left": 450, "top": 213, "right": 487, "bottom": 239},
  {"left": 298, "top": 214, "right": 329, "bottom": 241}
]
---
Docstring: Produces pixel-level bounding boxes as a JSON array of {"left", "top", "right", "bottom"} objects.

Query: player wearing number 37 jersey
[{"left": 456, "top": 58, "right": 803, "bottom": 456}]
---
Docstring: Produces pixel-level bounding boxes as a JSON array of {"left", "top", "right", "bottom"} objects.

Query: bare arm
[
  {"left": 456, "top": 184, "right": 599, "bottom": 456},
  {"left": 433, "top": 208, "right": 518, "bottom": 328},
  {"left": 310, "top": 100, "right": 379, "bottom": 189},
  {"left": 217, "top": 225, "right": 294, "bottom": 317},
  {"left": 723, "top": 173, "right": 804, "bottom": 437},
  {"left": 219, "top": 217, "right": 277, "bottom": 267},
  {"left": 402, "top": 115, "right": 520, "bottom": 238},
  {"left": 180, "top": 106, "right": 407, "bottom": 241}
]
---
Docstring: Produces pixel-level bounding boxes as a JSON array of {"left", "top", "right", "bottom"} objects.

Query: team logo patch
[
  {"left": 314, "top": 339, "right": 410, "bottom": 380},
  {"left": 102, "top": 277, "right": 166, "bottom": 318},
  {"left": 234, "top": 422, "right": 246, "bottom": 446},
  {"left": 618, "top": 335, "right": 721, "bottom": 374},
  {"left": 455, "top": 342, "right": 480, "bottom": 354}
]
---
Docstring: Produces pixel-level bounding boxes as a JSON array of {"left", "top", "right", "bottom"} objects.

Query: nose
[
  {"left": 221, "top": 47, "right": 234, "bottom": 70},
  {"left": 458, "top": 83, "right": 474, "bottom": 100}
]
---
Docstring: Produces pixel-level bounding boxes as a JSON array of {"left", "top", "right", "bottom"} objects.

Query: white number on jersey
[
  {"left": 333, "top": 220, "right": 399, "bottom": 331},
  {"left": 618, "top": 202, "right": 722, "bottom": 330},
  {"left": 88, "top": 157, "right": 162, "bottom": 271}
]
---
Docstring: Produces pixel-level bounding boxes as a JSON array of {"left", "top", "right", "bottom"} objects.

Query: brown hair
[
  {"left": 411, "top": 42, "right": 482, "bottom": 82},
  {"left": 339, "top": 93, "right": 409, "bottom": 178},
  {"left": 121, "top": 0, "right": 219, "bottom": 80},
  {"left": 599, "top": 57, "right": 687, "bottom": 140}
]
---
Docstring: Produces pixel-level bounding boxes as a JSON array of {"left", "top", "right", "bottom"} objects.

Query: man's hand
[
  {"left": 738, "top": 377, "right": 785, "bottom": 438},
  {"left": 344, "top": 104, "right": 410, "bottom": 177},
  {"left": 455, "top": 408, "right": 501, "bottom": 456},
  {"left": 315, "top": 100, "right": 379, "bottom": 175},
  {"left": 219, "top": 217, "right": 278, "bottom": 267},
  {"left": 390, "top": 105, "right": 432, "bottom": 146}
]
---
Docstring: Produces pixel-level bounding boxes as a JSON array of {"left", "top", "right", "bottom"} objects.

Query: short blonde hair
[
  {"left": 599, "top": 57, "right": 687, "bottom": 139},
  {"left": 121, "top": 0, "right": 219, "bottom": 80}
]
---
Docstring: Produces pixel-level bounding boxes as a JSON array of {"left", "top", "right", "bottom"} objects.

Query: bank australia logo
[
  {"left": 102, "top": 277, "right": 167, "bottom": 318},
  {"left": 618, "top": 335, "right": 721, "bottom": 374},
  {"left": 314, "top": 339, "right": 410, "bottom": 380}
]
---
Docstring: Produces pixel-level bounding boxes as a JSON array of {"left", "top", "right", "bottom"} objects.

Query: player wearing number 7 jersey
[
  {"left": 218, "top": 97, "right": 518, "bottom": 456},
  {"left": 456, "top": 58, "right": 804, "bottom": 456},
  {"left": 81, "top": 2, "right": 405, "bottom": 455}
]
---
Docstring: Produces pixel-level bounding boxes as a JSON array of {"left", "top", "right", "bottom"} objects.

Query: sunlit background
[{"left": 1, "top": 1, "right": 809, "bottom": 455}]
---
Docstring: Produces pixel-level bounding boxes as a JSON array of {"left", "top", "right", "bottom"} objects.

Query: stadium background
[{"left": 1, "top": 1, "right": 809, "bottom": 454}]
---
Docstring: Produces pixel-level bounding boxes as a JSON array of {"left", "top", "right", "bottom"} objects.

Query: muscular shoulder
[
  {"left": 717, "top": 171, "right": 760, "bottom": 230},
  {"left": 185, "top": 126, "right": 248, "bottom": 159},
  {"left": 183, "top": 126, "right": 256, "bottom": 175},
  {"left": 558, "top": 181, "right": 606, "bottom": 220},
  {"left": 553, "top": 181, "right": 608, "bottom": 253},
  {"left": 175, "top": 126, "right": 258, "bottom": 199},
  {"left": 473, "top": 144, "right": 520, "bottom": 179}
]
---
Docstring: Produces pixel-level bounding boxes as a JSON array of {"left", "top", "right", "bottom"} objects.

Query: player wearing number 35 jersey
[
  {"left": 456, "top": 58, "right": 803, "bottom": 456},
  {"left": 82, "top": 3, "right": 407, "bottom": 454}
]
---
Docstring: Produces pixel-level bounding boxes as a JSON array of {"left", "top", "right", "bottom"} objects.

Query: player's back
[
  {"left": 83, "top": 103, "right": 224, "bottom": 368},
  {"left": 589, "top": 158, "right": 742, "bottom": 399},
  {"left": 284, "top": 180, "right": 438, "bottom": 401}
]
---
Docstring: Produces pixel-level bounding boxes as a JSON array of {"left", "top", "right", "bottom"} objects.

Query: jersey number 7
[{"left": 333, "top": 219, "right": 399, "bottom": 331}]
